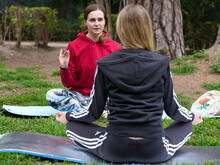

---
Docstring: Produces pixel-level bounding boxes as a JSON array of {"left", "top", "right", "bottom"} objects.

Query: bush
[
  {"left": 52, "top": 19, "right": 76, "bottom": 41},
  {"left": 32, "top": 7, "right": 57, "bottom": 47}
]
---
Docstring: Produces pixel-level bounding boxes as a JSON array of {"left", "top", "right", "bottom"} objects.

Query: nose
[{"left": 94, "top": 20, "right": 99, "bottom": 25}]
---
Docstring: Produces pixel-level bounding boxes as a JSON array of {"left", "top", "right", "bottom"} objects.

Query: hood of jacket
[{"left": 97, "top": 49, "right": 170, "bottom": 94}]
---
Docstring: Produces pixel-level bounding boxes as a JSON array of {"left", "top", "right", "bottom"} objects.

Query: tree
[
  {"left": 124, "top": 0, "right": 185, "bottom": 59},
  {"left": 104, "top": 0, "right": 112, "bottom": 38},
  {"left": 96, "top": 0, "right": 113, "bottom": 39},
  {"left": 96, "top": 0, "right": 104, "bottom": 6},
  {"left": 0, "top": 7, "right": 11, "bottom": 45},
  {"left": 181, "top": 0, "right": 220, "bottom": 51},
  {"left": 127, "top": 0, "right": 144, "bottom": 5},
  {"left": 9, "top": 6, "right": 26, "bottom": 48},
  {"left": 207, "top": 25, "right": 220, "bottom": 59},
  {"left": 32, "top": 7, "right": 57, "bottom": 48},
  {"left": 215, "top": 25, "right": 220, "bottom": 45}
]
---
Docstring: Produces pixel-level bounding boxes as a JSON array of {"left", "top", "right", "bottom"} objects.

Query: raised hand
[{"left": 59, "top": 48, "right": 70, "bottom": 69}]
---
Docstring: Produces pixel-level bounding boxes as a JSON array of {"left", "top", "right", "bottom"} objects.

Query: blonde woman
[{"left": 56, "top": 4, "right": 202, "bottom": 163}]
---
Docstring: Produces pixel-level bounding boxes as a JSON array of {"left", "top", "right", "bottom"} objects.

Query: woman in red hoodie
[{"left": 46, "top": 4, "right": 120, "bottom": 111}]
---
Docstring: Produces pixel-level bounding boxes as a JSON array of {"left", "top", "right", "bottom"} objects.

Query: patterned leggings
[
  {"left": 46, "top": 89, "right": 90, "bottom": 112},
  {"left": 46, "top": 89, "right": 109, "bottom": 117}
]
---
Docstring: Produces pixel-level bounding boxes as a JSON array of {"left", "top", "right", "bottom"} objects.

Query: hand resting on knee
[
  {"left": 56, "top": 111, "right": 68, "bottom": 125},
  {"left": 192, "top": 113, "right": 203, "bottom": 125}
]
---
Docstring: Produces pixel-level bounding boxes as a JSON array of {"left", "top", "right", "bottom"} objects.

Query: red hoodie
[{"left": 60, "top": 30, "right": 120, "bottom": 96}]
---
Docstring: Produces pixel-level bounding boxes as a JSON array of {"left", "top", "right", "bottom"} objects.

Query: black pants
[{"left": 66, "top": 121, "right": 192, "bottom": 164}]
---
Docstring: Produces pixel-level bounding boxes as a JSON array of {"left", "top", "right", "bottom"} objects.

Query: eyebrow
[
  {"left": 89, "top": 17, "right": 104, "bottom": 19},
  {"left": 88, "top": 17, "right": 104, "bottom": 21}
]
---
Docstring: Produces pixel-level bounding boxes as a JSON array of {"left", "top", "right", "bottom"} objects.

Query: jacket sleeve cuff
[
  {"left": 66, "top": 112, "right": 73, "bottom": 121},
  {"left": 191, "top": 112, "right": 195, "bottom": 121}
]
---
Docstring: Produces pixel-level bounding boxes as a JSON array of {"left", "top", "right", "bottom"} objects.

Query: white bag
[{"left": 190, "top": 90, "right": 220, "bottom": 117}]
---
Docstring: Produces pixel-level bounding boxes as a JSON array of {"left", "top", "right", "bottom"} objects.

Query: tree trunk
[
  {"left": 105, "top": 0, "right": 112, "bottom": 38},
  {"left": 96, "top": 0, "right": 113, "bottom": 39},
  {"left": 127, "top": 0, "right": 144, "bottom": 5},
  {"left": 0, "top": 7, "right": 10, "bottom": 45},
  {"left": 215, "top": 25, "right": 220, "bottom": 45},
  {"left": 144, "top": 0, "right": 185, "bottom": 59},
  {"left": 206, "top": 25, "right": 220, "bottom": 59},
  {"left": 96, "top": 0, "right": 104, "bottom": 6},
  {"left": 125, "top": 0, "right": 185, "bottom": 59}
]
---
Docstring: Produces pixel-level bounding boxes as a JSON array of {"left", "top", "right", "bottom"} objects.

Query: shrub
[{"left": 32, "top": 7, "right": 57, "bottom": 48}]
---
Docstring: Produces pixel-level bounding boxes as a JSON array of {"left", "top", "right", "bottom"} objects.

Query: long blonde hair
[{"left": 116, "top": 4, "right": 154, "bottom": 51}]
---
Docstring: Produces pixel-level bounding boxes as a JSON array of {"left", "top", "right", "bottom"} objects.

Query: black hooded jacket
[{"left": 66, "top": 49, "right": 194, "bottom": 138}]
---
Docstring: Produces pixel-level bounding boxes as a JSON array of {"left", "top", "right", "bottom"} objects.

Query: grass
[
  {"left": 170, "top": 49, "right": 211, "bottom": 75},
  {"left": 171, "top": 50, "right": 220, "bottom": 75},
  {"left": 170, "top": 63, "right": 198, "bottom": 75},
  {"left": 209, "top": 53, "right": 220, "bottom": 73},
  {"left": 0, "top": 58, "right": 219, "bottom": 165},
  {"left": 170, "top": 49, "right": 207, "bottom": 65},
  {"left": 52, "top": 70, "right": 60, "bottom": 76},
  {"left": 202, "top": 82, "right": 220, "bottom": 91}
]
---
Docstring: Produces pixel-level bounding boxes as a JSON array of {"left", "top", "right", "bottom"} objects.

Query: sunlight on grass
[
  {"left": 170, "top": 55, "right": 192, "bottom": 65},
  {"left": 170, "top": 49, "right": 207, "bottom": 65},
  {"left": 0, "top": 84, "right": 21, "bottom": 90},
  {"left": 21, "top": 80, "right": 63, "bottom": 88},
  {"left": 94, "top": 115, "right": 109, "bottom": 127},
  {"left": 191, "top": 49, "right": 207, "bottom": 59},
  {"left": 202, "top": 82, "right": 220, "bottom": 91},
  {"left": 0, "top": 63, "right": 4, "bottom": 68},
  {"left": 189, "top": 118, "right": 220, "bottom": 146},
  {"left": 176, "top": 93, "right": 193, "bottom": 109},
  {"left": 52, "top": 70, "right": 60, "bottom": 76},
  {"left": 193, "top": 91, "right": 203, "bottom": 95},
  {"left": 171, "top": 63, "right": 198, "bottom": 75},
  {"left": 209, "top": 54, "right": 220, "bottom": 73},
  {"left": 0, "top": 89, "right": 51, "bottom": 106},
  {"left": 0, "top": 66, "right": 47, "bottom": 83},
  {"left": 0, "top": 115, "right": 66, "bottom": 135},
  {"left": 0, "top": 69, "right": 39, "bottom": 81},
  {"left": 15, "top": 66, "right": 43, "bottom": 73}
]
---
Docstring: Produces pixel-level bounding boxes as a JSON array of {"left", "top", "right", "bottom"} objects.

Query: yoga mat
[
  {"left": 2, "top": 105, "right": 220, "bottom": 118},
  {"left": 0, "top": 132, "right": 219, "bottom": 164},
  {"left": 2, "top": 105, "right": 57, "bottom": 116}
]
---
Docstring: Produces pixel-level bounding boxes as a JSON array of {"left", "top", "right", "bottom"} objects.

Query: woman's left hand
[
  {"left": 192, "top": 113, "right": 203, "bottom": 125},
  {"left": 56, "top": 111, "right": 68, "bottom": 125}
]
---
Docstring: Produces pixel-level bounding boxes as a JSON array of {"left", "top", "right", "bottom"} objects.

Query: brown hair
[
  {"left": 84, "top": 4, "right": 108, "bottom": 43},
  {"left": 116, "top": 4, "right": 154, "bottom": 51}
]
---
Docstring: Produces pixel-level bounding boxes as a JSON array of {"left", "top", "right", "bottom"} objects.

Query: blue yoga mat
[
  {"left": 0, "top": 132, "right": 219, "bottom": 164},
  {"left": 2, "top": 105, "right": 57, "bottom": 116}
]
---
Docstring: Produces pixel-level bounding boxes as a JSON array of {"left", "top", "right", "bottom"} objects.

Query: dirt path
[
  {"left": 0, "top": 41, "right": 220, "bottom": 101},
  {"left": 0, "top": 41, "right": 67, "bottom": 72}
]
